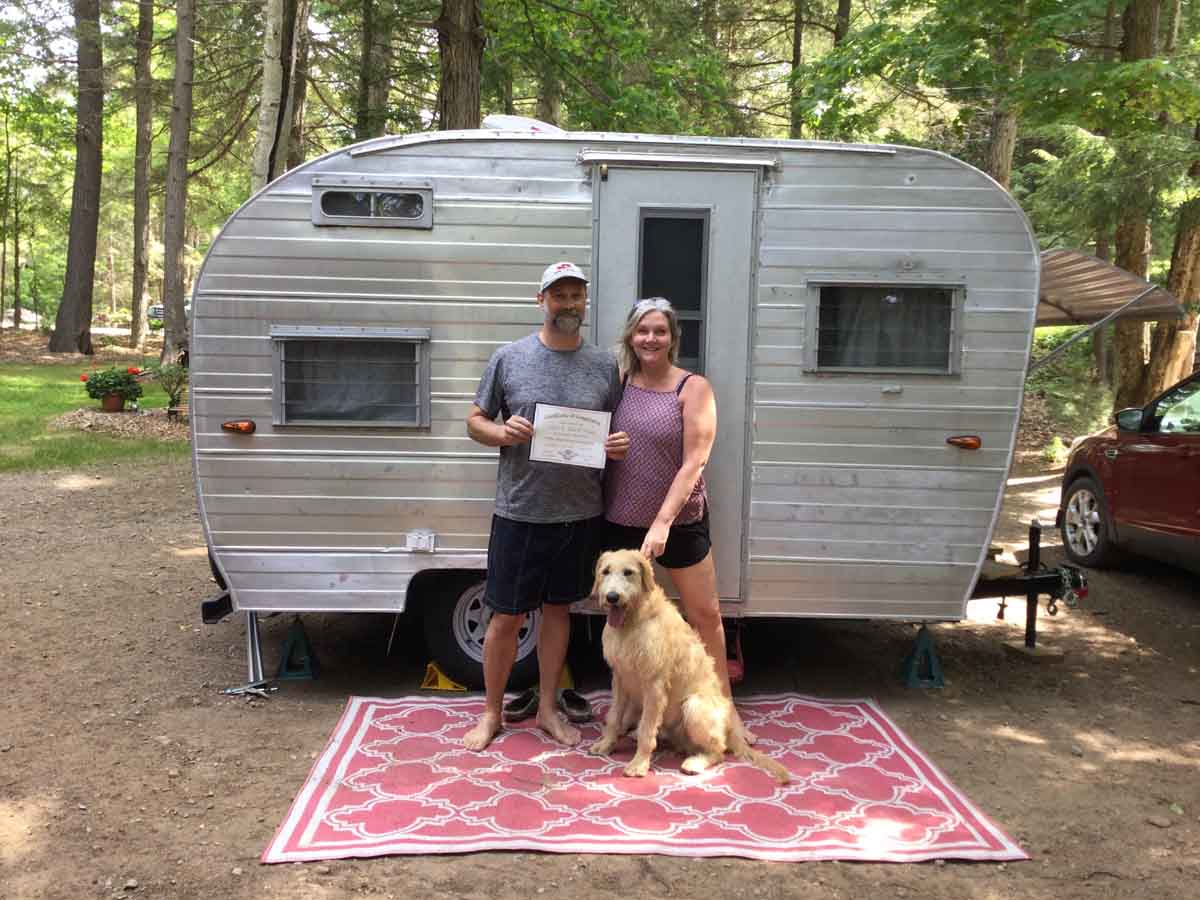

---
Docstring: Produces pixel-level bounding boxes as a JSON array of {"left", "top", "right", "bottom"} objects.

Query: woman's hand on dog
[
  {"left": 641, "top": 521, "right": 669, "bottom": 559},
  {"left": 605, "top": 430, "right": 630, "bottom": 460}
]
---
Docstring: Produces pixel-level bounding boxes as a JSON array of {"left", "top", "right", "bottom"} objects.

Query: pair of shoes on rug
[{"left": 503, "top": 688, "right": 593, "bottom": 723}]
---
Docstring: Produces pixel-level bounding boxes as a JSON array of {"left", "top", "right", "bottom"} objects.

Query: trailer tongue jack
[{"left": 970, "top": 519, "right": 1086, "bottom": 652}]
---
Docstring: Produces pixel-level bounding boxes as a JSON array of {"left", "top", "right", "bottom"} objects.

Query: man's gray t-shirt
[{"left": 474, "top": 333, "right": 620, "bottom": 523}]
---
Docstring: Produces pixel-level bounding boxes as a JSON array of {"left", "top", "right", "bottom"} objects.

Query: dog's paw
[
  {"left": 681, "top": 754, "right": 713, "bottom": 775},
  {"left": 623, "top": 758, "right": 651, "bottom": 777},
  {"left": 589, "top": 739, "right": 615, "bottom": 756}
]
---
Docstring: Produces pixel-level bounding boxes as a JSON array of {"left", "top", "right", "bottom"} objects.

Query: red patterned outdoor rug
[{"left": 263, "top": 693, "right": 1026, "bottom": 864}]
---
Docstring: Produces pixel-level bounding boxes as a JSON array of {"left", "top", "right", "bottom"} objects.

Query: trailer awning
[{"left": 1038, "top": 249, "right": 1182, "bottom": 326}]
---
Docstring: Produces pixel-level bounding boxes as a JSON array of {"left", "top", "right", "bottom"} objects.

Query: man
[{"left": 463, "top": 261, "right": 629, "bottom": 751}]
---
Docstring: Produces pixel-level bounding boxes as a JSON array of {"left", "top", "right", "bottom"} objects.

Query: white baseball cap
[{"left": 539, "top": 261, "right": 589, "bottom": 292}]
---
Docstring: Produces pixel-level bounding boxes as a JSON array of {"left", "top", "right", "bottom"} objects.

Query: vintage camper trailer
[{"left": 193, "top": 123, "right": 1048, "bottom": 686}]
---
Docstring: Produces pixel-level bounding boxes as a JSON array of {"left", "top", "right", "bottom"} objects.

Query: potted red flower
[{"left": 81, "top": 366, "right": 144, "bottom": 412}]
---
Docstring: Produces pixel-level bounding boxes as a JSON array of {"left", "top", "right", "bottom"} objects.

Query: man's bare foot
[
  {"left": 463, "top": 712, "right": 502, "bottom": 751},
  {"left": 536, "top": 709, "right": 581, "bottom": 746}
]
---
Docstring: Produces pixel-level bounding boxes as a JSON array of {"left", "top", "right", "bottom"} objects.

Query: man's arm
[{"left": 467, "top": 404, "right": 533, "bottom": 447}]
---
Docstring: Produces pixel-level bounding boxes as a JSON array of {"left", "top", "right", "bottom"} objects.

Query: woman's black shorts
[{"left": 600, "top": 506, "right": 711, "bottom": 570}]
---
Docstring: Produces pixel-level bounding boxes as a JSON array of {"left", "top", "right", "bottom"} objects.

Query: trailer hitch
[{"left": 971, "top": 521, "right": 1087, "bottom": 649}]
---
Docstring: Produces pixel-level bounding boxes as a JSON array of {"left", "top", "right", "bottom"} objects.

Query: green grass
[
  {"left": 0, "top": 360, "right": 190, "bottom": 473},
  {"left": 1026, "top": 325, "right": 1114, "bottom": 440}
]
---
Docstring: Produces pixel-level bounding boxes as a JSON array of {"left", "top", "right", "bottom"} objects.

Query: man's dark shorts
[
  {"left": 484, "top": 514, "right": 603, "bottom": 615},
  {"left": 600, "top": 505, "right": 712, "bottom": 570}
]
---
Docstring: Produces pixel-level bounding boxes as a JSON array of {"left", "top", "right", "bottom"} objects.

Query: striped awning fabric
[{"left": 1038, "top": 249, "right": 1182, "bottom": 326}]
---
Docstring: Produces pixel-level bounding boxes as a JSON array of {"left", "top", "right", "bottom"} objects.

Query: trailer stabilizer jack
[
  {"left": 277, "top": 616, "right": 321, "bottom": 680},
  {"left": 903, "top": 625, "right": 944, "bottom": 689}
]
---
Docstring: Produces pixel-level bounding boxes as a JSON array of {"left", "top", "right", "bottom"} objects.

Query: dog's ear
[
  {"left": 590, "top": 551, "right": 609, "bottom": 602},
  {"left": 636, "top": 552, "right": 655, "bottom": 594}
]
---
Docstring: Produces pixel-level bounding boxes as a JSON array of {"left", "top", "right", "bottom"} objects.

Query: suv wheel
[{"left": 1060, "top": 476, "right": 1120, "bottom": 568}]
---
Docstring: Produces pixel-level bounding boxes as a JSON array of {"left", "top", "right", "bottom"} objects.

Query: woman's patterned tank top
[{"left": 604, "top": 374, "right": 707, "bottom": 527}]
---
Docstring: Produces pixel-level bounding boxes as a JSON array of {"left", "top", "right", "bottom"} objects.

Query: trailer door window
[
  {"left": 270, "top": 327, "right": 431, "bottom": 427},
  {"left": 812, "top": 284, "right": 960, "bottom": 374},
  {"left": 639, "top": 212, "right": 708, "bottom": 373}
]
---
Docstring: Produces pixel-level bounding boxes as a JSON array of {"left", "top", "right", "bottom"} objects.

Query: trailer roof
[{"left": 1038, "top": 249, "right": 1181, "bottom": 325}]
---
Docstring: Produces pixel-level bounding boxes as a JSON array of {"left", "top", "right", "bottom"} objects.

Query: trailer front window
[
  {"left": 812, "top": 284, "right": 961, "bottom": 374},
  {"left": 270, "top": 327, "right": 432, "bottom": 427},
  {"left": 312, "top": 184, "right": 433, "bottom": 229}
]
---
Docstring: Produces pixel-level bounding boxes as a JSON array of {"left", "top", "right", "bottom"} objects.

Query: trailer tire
[
  {"left": 1060, "top": 476, "right": 1121, "bottom": 568},
  {"left": 421, "top": 572, "right": 541, "bottom": 690}
]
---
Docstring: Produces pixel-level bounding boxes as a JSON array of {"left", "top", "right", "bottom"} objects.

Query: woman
[{"left": 602, "top": 297, "right": 753, "bottom": 741}]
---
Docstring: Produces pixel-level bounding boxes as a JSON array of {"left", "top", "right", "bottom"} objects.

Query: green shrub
[
  {"left": 146, "top": 362, "right": 189, "bottom": 409},
  {"left": 1042, "top": 435, "right": 1070, "bottom": 465}
]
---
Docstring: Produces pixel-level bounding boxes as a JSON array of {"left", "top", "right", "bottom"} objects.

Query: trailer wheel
[
  {"left": 1060, "top": 477, "right": 1120, "bottom": 568},
  {"left": 422, "top": 573, "right": 541, "bottom": 690}
]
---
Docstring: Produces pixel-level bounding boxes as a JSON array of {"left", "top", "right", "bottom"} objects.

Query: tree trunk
[
  {"left": 536, "top": 65, "right": 561, "bottom": 127},
  {"left": 789, "top": 0, "right": 805, "bottom": 139},
  {"left": 12, "top": 176, "right": 20, "bottom": 329},
  {"left": 1110, "top": 0, "right": 1162, "bottom": 409},
  {"left": 1142, "top": 140, "right": 1200, "bottom": 393},
  {"left": 356, "top": 0, "right": 393, "bottom": 140},
  {"left": 161, "top": 0, "right": 195, "bottom": 365},
  {"left": 834, "top": 0, "right": 850, "bottom": 44},
  {"left": 436, "top": 0, "right": 484, "bottom": 130},
  {"left": 250, "top": 0, "right": 283, "bottom": 192},
  {"left": 286, "top": 0, "right": 312, "bottom": 170},
  {"left": 984, "top": 2, "right": 1024, "bottom": 191},
  {"left": 1, "top": 114, "right": 9, "bottom": 330},
  {"left": 130, "top": 0, "right": 152, "bottom": 350},
  {"left": 269, "top": 0, "right": 302, "bottom": 178},
  {"left": 49, "top": 0, "right": 104, "bottom": 354}
]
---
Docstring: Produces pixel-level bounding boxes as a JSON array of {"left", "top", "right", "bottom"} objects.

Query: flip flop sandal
[
  {"left": 503, "top": 688, "right": 537, "bottom": 722},
  {"left": 558, "top": 689, "right": 593, "bottom": 723}
]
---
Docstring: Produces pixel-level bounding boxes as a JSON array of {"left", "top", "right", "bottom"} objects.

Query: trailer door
[{"left": 594, "top": 166, "right": 757, "bottom": 601}]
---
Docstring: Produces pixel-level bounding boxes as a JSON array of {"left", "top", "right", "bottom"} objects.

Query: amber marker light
[
  {"left": 946, "top": 435, "right": 982, "bottom": 450},
  {"left": 221, "top": 420, "right": 257, "bottom": 434}
]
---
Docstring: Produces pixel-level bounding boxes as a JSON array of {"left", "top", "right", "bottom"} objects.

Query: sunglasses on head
[{"left": 630, "top": 297, "right": 673, "bottom": 315}]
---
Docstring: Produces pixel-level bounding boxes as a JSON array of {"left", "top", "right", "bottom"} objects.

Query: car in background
[
  {"left": 147, "top": 303, "right": 190, "bottom": 324},
  {"left": 1057, "top": 370, "right": 1200, "bottom": 574}
]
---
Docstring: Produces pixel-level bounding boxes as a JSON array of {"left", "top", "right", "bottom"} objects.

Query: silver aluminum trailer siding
[{"left": 191, "top": 130, "right": 1037, "bottom": 681}]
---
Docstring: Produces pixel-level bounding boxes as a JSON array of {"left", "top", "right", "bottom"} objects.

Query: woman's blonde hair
[{"left": 616, "top": 297, "right": 680, "bottom": 376}]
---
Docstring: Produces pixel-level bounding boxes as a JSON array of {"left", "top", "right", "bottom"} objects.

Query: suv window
[{"left": 1156, "top": 378, "right": 1200, "bottom": 434}]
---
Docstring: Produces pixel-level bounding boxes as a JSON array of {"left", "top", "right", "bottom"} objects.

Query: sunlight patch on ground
[
  {"left": 1006, "top": 473, "right": 1061, "bottom": 487},
  {"left": 1074, "top": 731, "right": 1200, "bottom": 768},
  {"left": 170, "top": 545, "right": 208, "bottom": 559},
  {"left": 0, "top": 797, "right": 53, "bottom": 865},
  {"left": 52, "top": 473, "right": 114, "bottom": 492},
  {"left": 990, "top": 725, "right": 1048, "bottom": 746}
]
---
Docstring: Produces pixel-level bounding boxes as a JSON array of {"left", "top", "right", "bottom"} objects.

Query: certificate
[{"left": 529, "top": 403, "right": 611, "bottom": 469}]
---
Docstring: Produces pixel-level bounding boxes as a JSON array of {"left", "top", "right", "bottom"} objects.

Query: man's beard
[{"left": 552, "top": 312, "right": 582, "bottom": 334}]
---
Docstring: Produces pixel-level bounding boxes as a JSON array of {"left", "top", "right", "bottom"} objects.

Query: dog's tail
[{"left": 728, "top": 729, "right": 790, "bottom": 784}]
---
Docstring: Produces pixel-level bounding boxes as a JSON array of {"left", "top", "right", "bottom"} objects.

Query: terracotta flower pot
[{"left": 101, "top": 393, "right": 126, "bottom": 413}]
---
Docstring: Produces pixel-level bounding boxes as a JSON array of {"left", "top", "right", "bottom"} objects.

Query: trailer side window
[
  {"left": 811, "top": 284, "right": 961, "bottom": 374},
  {"left": 312, "top": 187, "right": 433, "bottom": 229},
  {"left": 270, "top": 327, "right": 432, "bottom": 427}
]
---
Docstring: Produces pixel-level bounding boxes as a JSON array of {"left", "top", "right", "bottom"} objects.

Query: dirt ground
[{"left": 2, "top": 367, "right": 1198, "bottom": 899}]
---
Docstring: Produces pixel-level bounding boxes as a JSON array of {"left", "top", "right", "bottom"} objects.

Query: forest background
[{"left": 1, "top": 0, "right": 1198, "bottom": 409}]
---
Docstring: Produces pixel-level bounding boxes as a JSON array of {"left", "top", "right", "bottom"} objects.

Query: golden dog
[{"left": 589, "top": 549, "right": 790, "bottom": 783}]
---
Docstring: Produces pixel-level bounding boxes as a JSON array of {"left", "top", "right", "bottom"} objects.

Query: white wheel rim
[
  {"left": 1064, "top": 488, "right": 1102, "bottom": 557},
  {"left": 451, "top": 581, "right": 540, "bottom": 664}
]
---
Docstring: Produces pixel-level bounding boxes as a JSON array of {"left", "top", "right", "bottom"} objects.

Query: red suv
[{"left": 1057, "top": 371, "right": 1200, "bottom": 574}]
